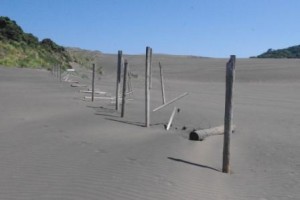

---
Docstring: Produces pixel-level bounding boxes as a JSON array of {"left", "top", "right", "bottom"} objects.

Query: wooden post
[
  {"left": 116, "top": 51, "right": 122, "bottom": 110},
  {"left": 56, "top": 65, "right": 59, "bottom": 78},
  {"left": 145, "top": 47, "right": 151, "bottom": 127},
  {"left": 52, "top": 66, "right": 54, "bottom": 75},
  {"left": 121, "top": 60, "right": 128, "bottom": 118},
  {"left": 159, "top": 62, "right": 166, "bottom": 104},
  {"left": 91, "top": 63, "right": 95, "bottom": 102},
  {"left": 222, "top": 55, "right": 236, "bottom": 173},
  {"left": 59, "top": 65, "right": 62, "bottom": 82},
  {"left": 149, "top": 48, "right": 153, "bottom": 89},
  {"left": 127, "top": 70, "right": 132, "bottom": 95}
]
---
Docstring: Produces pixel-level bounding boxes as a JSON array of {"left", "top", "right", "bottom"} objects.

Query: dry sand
[{"left": 0, "top": 57, "right": 300, "bottom": 200}]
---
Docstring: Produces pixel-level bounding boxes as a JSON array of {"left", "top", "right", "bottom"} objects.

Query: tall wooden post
[
  {"left": 116, "top": 51, "right": 123, "bottom": 110},
  {"left": 222, "top": 55, "right": 236, "bottom": 173},
  {"left": 145, "top": 47, "right": 151, "bottom": 127},
  {"left": 149, "top": 48, "right": 153, "bottom": 89},
  {"left": 121, "top": 60, "right": 128, "bottom": 118},
  {"left": 91, "top": 63, "right": 95, "bottom": 102},
  {"left": 159, "top": 62, "right": 166, "bottom": 104}
]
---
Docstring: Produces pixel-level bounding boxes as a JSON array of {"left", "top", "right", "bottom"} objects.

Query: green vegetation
[
  {"left": 256, "top": 45, "right": 300, "bottom": 58},
  {"left": 0, "top": 16, "right": 72, "bottom": 69}
]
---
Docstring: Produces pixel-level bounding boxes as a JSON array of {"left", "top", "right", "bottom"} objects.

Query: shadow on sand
[
  {"left": 105, "top": 118, "right": 145, "bottom": 127},
  {"left": 167, "top": 157, "right": 220, "bottom": 172}
]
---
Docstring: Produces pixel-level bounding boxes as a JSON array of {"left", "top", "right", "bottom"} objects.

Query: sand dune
[{"left": 0, "top": 58, "right": 299, "bottom": 199}]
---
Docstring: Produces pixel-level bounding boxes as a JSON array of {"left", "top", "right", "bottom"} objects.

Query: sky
[{"left": 1, "top": 0, "right": 300, "bottom": 58}]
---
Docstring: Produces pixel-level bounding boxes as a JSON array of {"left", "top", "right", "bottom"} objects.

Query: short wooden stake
[
  {"left": 121, "top": 60, "right": 128, "bottom": 118},
  {"left": 153, "top": 92, "right": 188, "bottom": 112},
  {"left": 222, "top": 55, "right": 236, "bottom": 174},
  {"left": 116, "top": 51, "right": 122, "bottom": 110},
  {"left": 91, "top": 63, "right": 95, "bottom": 102},
  {"left": 159, "top": 62, "right": 166, "bottom": 104},
  {"left": 166, "top": 107, "right": 178, "bottom": 130},
  {"left": 145, "top": 47, "right": 151, "bottom": 127}
]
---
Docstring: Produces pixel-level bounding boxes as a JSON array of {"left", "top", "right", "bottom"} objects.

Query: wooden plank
[
  {"left": 121, "top": 60, "right": 128, "bottom": 118},
  {"left": 190, "top": 125, "right": 236, "bottom": 141},
  {"left": 159, "top": 62, "right": 166, "bottom": 104},
  {"left": 222, "top": 55, "right": 236, "bottom": 174},
  {"left": 166, "top": 107, "right": 178, "bottom": 130},
  {"left": 152, "top": 92, "right": 188, "bottom": 112}
]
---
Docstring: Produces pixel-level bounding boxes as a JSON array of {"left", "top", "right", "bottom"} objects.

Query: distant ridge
[{"left": 256, "top": 45, "right": 300, "bottom": 58}]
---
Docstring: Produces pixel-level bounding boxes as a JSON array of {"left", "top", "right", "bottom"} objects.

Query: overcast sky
[{"left": 1, "top": 0, "right": 299, "bottom": 58}]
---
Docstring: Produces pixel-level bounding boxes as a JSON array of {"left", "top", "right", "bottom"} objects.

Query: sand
[{"left": 0, "top": 57, "right": 299, "bottom": 200}]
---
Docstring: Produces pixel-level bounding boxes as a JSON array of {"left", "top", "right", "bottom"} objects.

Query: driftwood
[
  {"left": 189, "top": 125, "right": 236, "bottom": 141},
  {"left": 153, "top": 92, "right": 188, "bottom": 112}
]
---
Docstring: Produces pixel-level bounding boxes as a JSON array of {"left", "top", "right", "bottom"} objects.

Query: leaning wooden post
[
  {"left": 91, "top": 63, "right": 95, "bottom": 102},
  {"left": 159, "top": 62, "right": 166, "bottom": 104},
  {"left": 116, "top": 51, "right": 123, "bottom": 110},
  {"left": 222, "top": 55, "right": 236, "bottom": 173},
  {"left": 149, "top": 47, "right": 153, "bottom": 89},
  {"left": 145, "top": 47, "right": 151, "bottom": 127},
  {"left": 121, "top": 60, "right": 128, "bottom": 118}
]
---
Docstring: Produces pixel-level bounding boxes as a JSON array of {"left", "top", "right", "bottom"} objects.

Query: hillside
[
  {"left": 257, "top": 45, "right": 300, "bottom": 58},
  {"left": 0, "top": 16, "right": 72, "bottom": 69}
]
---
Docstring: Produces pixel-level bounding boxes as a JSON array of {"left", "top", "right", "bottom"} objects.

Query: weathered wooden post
[
  {"left": 91, "top": 63, "right": 95, "bottom": 102},
  {"left": 145, "top": 47, "right": 151, "bottom": 127},
  {"left": 57, "top": 65, "right": 59, "bottom": 78},
  {"left": 149, "top": 48, "right": 153, "bottom": 89},
  {"left": 159, "top": 62, "right": 166, "bottom": 104},
  {"left": 59, "top": 65, "right": 62, "bottom": 82},
  {"left": 127, "top": 70, "right": 132, "bottom": 94},
  {"left": 116, "top": 51, "right": 122, "bottom": 110},
  {"left": 121, "top": 60, "right": 128, "bottom": 118},
  {"left": 222, "top": 55, "right": 236, "bottom": 173}
]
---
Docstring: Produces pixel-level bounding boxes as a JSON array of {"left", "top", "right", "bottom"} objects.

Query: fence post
[
  {"left": 91, "top": 63, "right": 95, "bottom": 102},
  {"left": 145, "top": 47, "right": 151, "bottom": 127},
  {"left": 149, "top": 48, "right": 153, "bottom": 89},
  {"left": 116, "top": 51, "right": 122, "bottom": 110},
  {"left": 59, "top": 65, "right": 62, "bottom": 82},
  {"left": 159, "top": 62, "right": 166, "bottom": 104},
  {"left": 222, "top": 55, "right": 236, "bottom": 173},
  {"left": 121, "top": 60, "right": 128, "bottom": 118}
]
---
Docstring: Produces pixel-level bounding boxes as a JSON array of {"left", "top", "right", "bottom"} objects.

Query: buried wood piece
[
  {"left": 153, "top": 92, "right": 188, "bottom": 112},
  {"left": 166, "top": 107, "right": 179, "bottom": 130},
  {"left": 159, "top": 62, "right": 166, "bottom": 104},
  {"left": 189, "top": 125, "right": 236, "bottom": 141},
  {"left": 80, "top": 90, "right": 106, "bottom": 95},
  {"left": 71, "top": 83, "right": 87, "bottom": 87},
  {"left": 121, "top": 60, "right": 128, "bottom": 118}
]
